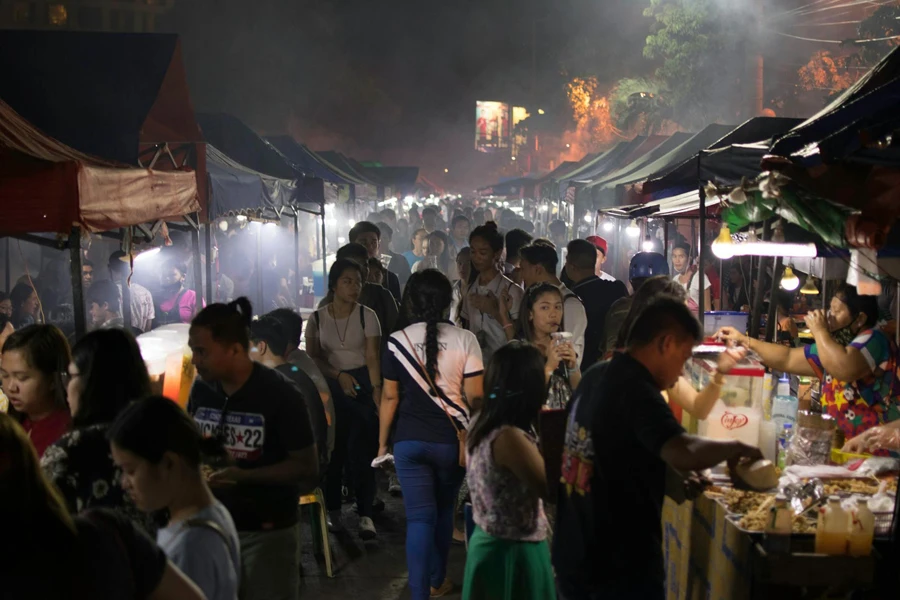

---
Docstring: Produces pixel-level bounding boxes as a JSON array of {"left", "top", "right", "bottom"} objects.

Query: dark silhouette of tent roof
[
  {"left": 267, "top": 136, "right": 351, "bottom": 184},
  {"left": 0, "top": 31, "right": 202, "bottom": 165},
  {"left": 642, "top": 117, "right": 802, "bottom": 194}
]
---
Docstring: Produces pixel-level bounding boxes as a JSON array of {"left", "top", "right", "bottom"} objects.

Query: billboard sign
[{"left": 475, "top": 101, "right": 510, "bottom": 152}]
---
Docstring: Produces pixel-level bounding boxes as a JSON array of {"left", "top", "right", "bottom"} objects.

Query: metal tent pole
[
  {"left": 750, "top": 220, "right": 771, "bottom": 340},
  {"left": 69, "top": 228, "right": 86, "bottom": 339},
  {"left": 205, "top": 222, "right": 214, "bottom": 303},
  {"left": 293, "top": 210, "right": 301, "bottom": 305},
  {"left": 698, "top": 186, "right": 706, "bottom": 331},
  {"left": 766, "top": 257, "right": 783, "bottom": 342},
  {"left": 321, "top": 203, "right": 328, "bottom": 299},
  {"left": 190, "top": 217, "right": 203, "bottom": 312}
]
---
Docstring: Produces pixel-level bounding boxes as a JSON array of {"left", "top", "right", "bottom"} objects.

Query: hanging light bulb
[
  {"left": 800, "top": 277, "right": 819, "bottom": 295},
  {"left": 780, "top": 266, "right": 800, "bottom": 291},
  {"left": 602, "top": 221, "right": 614, "bottom": 232},
  {"left": 642, "top": 236, "right": 654, "bottom": 252},
  {"left": 583, "top": 213, "right": 593, "bottom": 223},
  {"left": 626, "top": 220, "right": 640, "bottom": 237},
  {"left": 711, "top": 225, "right": 734, "bottom": 259}
]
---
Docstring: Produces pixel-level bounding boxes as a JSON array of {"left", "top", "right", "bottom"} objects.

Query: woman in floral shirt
[
  {"left": 41, "top": 329, "right": 152, "bottom": 527},
  {"left": 718, "top": 284, "right": 900, "bottom": 449}
]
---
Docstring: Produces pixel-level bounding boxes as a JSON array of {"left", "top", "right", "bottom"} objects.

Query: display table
[{"left": 662, "top": 487, "right": 877, "bottom": 600}]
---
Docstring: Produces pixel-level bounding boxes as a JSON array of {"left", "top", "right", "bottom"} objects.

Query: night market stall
[{"left": 0, "top": 31, "right": 208, "bottom": 339}]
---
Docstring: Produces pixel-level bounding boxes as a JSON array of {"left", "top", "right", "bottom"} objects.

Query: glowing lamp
[
  {"left": 780, "top": 267, "right": 800, "bottom": 291},
  {"left": 711, "top": 225, "right": 735, "bottom": 259}
]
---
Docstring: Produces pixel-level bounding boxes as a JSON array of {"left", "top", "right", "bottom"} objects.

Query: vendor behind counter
[{"left": 718, "top": 283, "right": 900, "bottom": 452}]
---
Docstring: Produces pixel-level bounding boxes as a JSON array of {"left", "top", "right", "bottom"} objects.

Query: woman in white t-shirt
[
  {"left": 305, "top": 258, "right": 382, "bottom": 539},
  {"left": 672, "top": 243, "right": 710, "bottom": 315},
  {"left": 459, "top": 222, "right": 524, "bottom": 364},
  {"left": 378, "top": 269, "right": 484, "bottom": 599}
]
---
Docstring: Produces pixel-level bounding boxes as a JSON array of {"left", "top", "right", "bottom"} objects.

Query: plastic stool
[{"left": 299, "top": 488, "right": 334, "bottom": 577}]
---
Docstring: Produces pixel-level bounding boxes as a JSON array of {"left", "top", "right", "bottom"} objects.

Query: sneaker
[
  {"left": 388, "top": 474, "right": 402, "bottom": 496},
  {"left": 327, "top": 510, "right": 345, "bottom": 533},
  {"left": 430, "top": 579, "right": 454, "bottom": 597},
  {"left": 359, "top": 516, "right": 377, "bottom": 540}
]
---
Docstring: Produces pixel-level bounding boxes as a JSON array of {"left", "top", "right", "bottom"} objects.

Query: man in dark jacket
[{"left": 564, "top": 240, "right": 628, "bottom": 368}]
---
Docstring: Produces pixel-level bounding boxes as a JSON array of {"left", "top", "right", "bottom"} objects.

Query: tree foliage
[
  {"left": 609, "top": 77, "right": 673, "bottom": 135},
  {"left": 642, "top": 0, "right": 747, "bottom": 129}
]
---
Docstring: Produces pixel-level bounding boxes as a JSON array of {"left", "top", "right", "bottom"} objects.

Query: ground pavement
[{"left": 298, "top": 479, "right": 468, "bottom": 599}]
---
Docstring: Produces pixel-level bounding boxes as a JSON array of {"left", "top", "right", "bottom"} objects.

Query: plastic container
[
  {"left": 694, "top": 350, "right": 765, "bottom": 446},
  {"left": 759, "top": 420, "right": 778, "bottom": 463},
  {"left": 815, "top": 496, "right": 849, "bottom": 555},
  {"left": 703, "top": 311, "right": 749, "bottom": 337},
  {"left": 848, "top": 498, "right": 875, "bottom": 557},
  {"left": 764, "top": 494, "right": 793, "bottom": 554},
  {"left": 772, "top": 394, "right": 799, "bottom": 431}
]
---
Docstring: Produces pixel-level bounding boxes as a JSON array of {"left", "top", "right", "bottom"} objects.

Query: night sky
[{"left": 161, "top": 0, "right": 646, "bottom": 184}]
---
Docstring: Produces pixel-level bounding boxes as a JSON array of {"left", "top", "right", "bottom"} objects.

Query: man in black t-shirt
[
  {"left": 565, "top": 239, "right": 628, "bottom": 368},
  {"left": 187, "top": 300, "right": 318, "bottom": 600},
  {"left": 553, "top": 296, "right": 761, "bottom": 600}
]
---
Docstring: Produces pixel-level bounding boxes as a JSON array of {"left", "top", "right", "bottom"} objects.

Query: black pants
[{"left": 325, "top": 367, "right": 378, "bottom": 518}]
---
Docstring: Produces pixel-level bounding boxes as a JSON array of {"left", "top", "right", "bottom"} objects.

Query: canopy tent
[
  {"left": 0, "top": 30, "right": 205, "bottom": 211},
  {"left": 642, "top": 117, "right": 802, "bottom": 195},
  {"left": 0, "top": 99, "right": 199, "bottom": 236},
  {"left": 0, "top": 98, "right": 200, "bottom": 337},
  {"left": 477, "top": 177, "right": 538, "bottom": 198},
  {"left": 531, "top": 161, "right": 577, "bottom": 199},
  {"left": 197, "top": 113, "right": 328, "bottom": 207},
  {"left": 771, "top": 44, "right": 900, "bottom": 166},
  {"left": 594, "top": 124, "right": 737, "bottom": 211},
  {"left": 568, "top": 137, "right": 649, "bottom": 185},
  {"left": 579, "top": 132, "right": 694, "bottom": 198},
  {"left": 267, "top": 136, "right": 351, "bottom": 184},
  {"left": 314, "top": 151, "right": 379, "bottom": 201},
  {"left": 539, "top": 155, "right": 599, "bottom": 201},
  {"left": 206, "top": 145, "right": 297, "bottom": 220}
]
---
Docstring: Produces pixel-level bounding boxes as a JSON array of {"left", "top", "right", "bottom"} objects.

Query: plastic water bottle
[
  {"left": 772, "top": 394, "right": 799, "bottom": 431},
  {"left": 777, "top": 423, "right": 793, "bottom": 469}
]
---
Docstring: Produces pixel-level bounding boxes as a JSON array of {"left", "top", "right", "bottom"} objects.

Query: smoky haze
[{"left": 158, "top": 0, "right": 876, "bottom": 188}]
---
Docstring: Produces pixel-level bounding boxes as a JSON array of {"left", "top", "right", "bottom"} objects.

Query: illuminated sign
[{"left": 475, "top": 101, "right": 510, "bottom": 152}]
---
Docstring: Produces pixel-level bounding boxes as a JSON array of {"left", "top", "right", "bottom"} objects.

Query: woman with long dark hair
[
  {"left": 306, "top": 258, "right": 383, "bottom": 539},
  {"left": 0, "top": 412, "right": 205, "bottom": 600},
  {"left": 109, "top": 396, "right": 240, "bottom": 600},
  {"left": 459, "top": 222, "right": 523, "bottom": 363},
  {"left": 157, "top": 260, "right": 201, "bottom": 326},
  {"left": 9, "top": 282, "right": 40, "bottom": 329},
  {"left": 462, "top": 341, "right": 555, "bottom": 600},
  {"left": 377, "top": 269, "right": 484, "bottom": 599},
  {"left": 40, "top": 329, "right": 152, "bottom": 521},
  {"left": 1, "top": 324, "right": 71, "bottom": 456},
  {"left": 517, "top": 283, "right": 581, "bottom": 409}
]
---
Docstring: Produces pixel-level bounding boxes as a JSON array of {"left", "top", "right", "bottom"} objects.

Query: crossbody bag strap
[
  {"left": 400, "top": 330, "right": 461, "bottom": 435},
  {"left": 184, "top": 518, "right": 236, "bottom": 559}
]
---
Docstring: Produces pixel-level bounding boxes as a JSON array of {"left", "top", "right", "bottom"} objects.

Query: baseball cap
[{"left": 586, "top": 235, "right": 608, "bottom": 256}]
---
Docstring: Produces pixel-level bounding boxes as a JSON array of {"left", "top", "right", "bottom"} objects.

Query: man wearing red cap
[{"left": 586, "top": 236, "right": 618, "bottom": 282}]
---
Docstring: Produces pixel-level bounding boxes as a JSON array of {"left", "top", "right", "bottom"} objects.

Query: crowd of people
[{"left": 3, "top": 200, "right": 900, "bottom": 600}]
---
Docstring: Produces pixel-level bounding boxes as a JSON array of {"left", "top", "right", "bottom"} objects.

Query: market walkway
[{"left": 297, "top": 479, "right": 467, "bottom": 599}]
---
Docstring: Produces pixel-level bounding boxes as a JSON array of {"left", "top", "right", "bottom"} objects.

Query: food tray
[{"left": 726, "top": 513, "right": 817, "bottom": 536}]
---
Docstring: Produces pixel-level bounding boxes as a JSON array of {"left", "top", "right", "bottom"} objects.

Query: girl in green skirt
[{"left": 462, "top": 341, "right": 556, "bottom": 600}]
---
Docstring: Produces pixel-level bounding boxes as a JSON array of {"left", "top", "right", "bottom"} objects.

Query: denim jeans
[{"left": 394, "top": 440, "right": 465, "bottom": 600}]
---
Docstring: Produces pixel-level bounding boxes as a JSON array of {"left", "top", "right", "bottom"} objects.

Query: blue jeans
[{"left": 394, "top": 440, "right": 465, "bottom": 600}]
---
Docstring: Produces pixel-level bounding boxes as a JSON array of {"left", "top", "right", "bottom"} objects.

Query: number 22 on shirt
[{"left": 194, "top": 407, "right": 266, "bottom": 461}]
